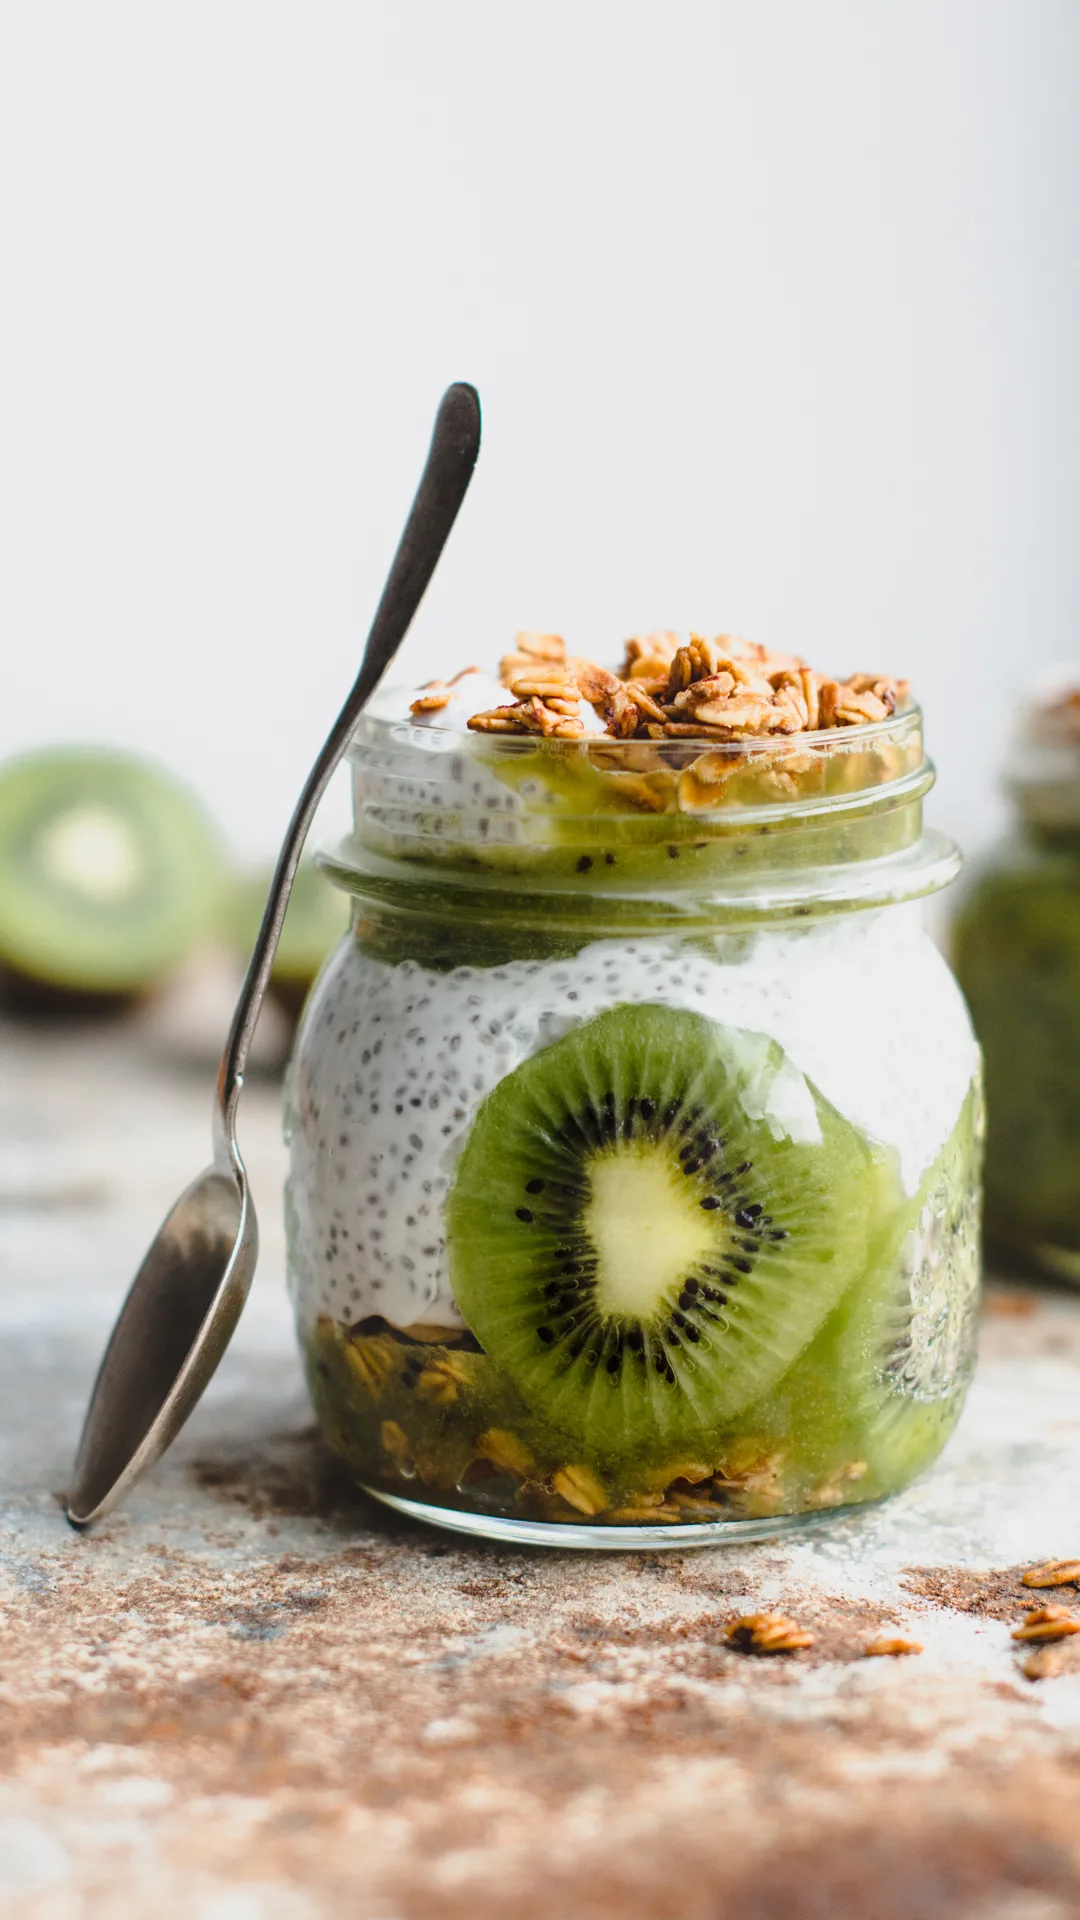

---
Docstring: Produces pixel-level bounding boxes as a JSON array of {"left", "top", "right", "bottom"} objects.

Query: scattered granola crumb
[
  {"left": 725, "top": 1612, "right": 815, "bottom": 1655},
  {"left": 1011, "top": 1605, "right": 1080, "bottom": 1644},
  {"left": 865, "top": 1635, "right": 924, "bottom": 1658},
  {"left": 1021, "top": 1560, "right": 1080, "bottom": 1589},
  {"left": 1020, "top": 1640, "right": 1080, "bottom": 1681}
]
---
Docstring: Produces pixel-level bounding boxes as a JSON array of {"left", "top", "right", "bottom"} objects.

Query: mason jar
[
  {"left": 284, "top": 692, "right": 983, "bottom": 1546},
  {"left": 953, "top": 683, "right": 1080, "bottom": 1286}
]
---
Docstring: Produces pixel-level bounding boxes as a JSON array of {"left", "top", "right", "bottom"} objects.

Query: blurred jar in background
[{"left": 954, "top": 679, "right": 1080, "bottom": 1284}]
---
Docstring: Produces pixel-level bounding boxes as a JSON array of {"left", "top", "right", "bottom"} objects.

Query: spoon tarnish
[{"left": 67, "top": 382, "right": 482, "bottom": 1525}]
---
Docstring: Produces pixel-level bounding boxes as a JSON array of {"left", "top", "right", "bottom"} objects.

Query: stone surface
[{"left": 2, "top": 1002, "right": 1080, "bottom": 1918}]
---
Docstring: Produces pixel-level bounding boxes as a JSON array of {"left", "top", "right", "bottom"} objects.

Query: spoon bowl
[
  {"left": 67, "top": 382, "right": 481, "bottom": 1525},
  {"left": 68, "top": 1161, "right": 253, "bottom": 1523}
]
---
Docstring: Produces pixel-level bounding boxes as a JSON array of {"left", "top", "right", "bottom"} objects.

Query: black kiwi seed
[
  {"left": 700, "top": 1196, "right": 721, "bottom": 1210},
  {"left": 538, "top": 1327, "right": 554, "bottom": 1343},
  {"left": 525, "top": 1178, "right": 546, "bottom": 1194},
  {"left": 640, "top": 1099, "right": 655, "bottom": 1121},
  {"left": 516, "top": 1207, "right": 534, "bottom": 1223}
]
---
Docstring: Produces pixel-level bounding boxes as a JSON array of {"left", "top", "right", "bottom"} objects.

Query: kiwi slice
[
  {"left": 758, "top": 1087, "right": 982, "bottom": 1493},
  {"left": 447, "top": 1003, "right": 876, "bottom": 1459},
  {"left": 821, "top": 1087, "right": 982, "bottom": 1485},
  {"left": 0, "top": 747, "right": 223, "bottom": 995}
]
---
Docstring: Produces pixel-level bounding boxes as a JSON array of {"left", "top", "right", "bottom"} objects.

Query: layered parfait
[
  {"left": 954, "top": 679, "right": 1080, "bottom": 1283},
  {"left": 285, "top": 630, "right": 982, "bottom": 1542}
]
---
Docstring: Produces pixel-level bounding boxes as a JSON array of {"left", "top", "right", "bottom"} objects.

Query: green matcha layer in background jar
[
  {"left": 285, "top": 634, "right": 983, "bottom": 1547},
  {"left": 954, "top": 680, "right": 1080, "bottom": 1286}
]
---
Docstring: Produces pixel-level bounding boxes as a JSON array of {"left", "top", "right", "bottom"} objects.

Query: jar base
[{"left": 363, "top": 1485, "right": 884, "bottom": 1551}]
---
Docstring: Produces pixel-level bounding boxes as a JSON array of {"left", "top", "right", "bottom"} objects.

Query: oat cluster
[{"left": 438, "top": 631, "right": 908, "bottom": 742}]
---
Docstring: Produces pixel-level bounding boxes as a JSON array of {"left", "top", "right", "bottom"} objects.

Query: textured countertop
[{"left": 2, "top": 990, "right": 1080, "bottom": 1920}]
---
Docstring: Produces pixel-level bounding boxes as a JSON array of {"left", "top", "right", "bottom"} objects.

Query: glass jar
[
  {"left": 953, "top": 685, "right": 1080, "bottom": 1285},
  {"left": 284, "top": 693, "right": 983, "bottom": 1547}
]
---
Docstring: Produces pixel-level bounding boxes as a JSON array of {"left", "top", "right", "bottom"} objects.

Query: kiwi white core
[
  {"left": 37, "top": 806, "right": 143, "bottom": 902},
  {"left": 581, "top": 1145, "right": 718, "bottom": 1320}
]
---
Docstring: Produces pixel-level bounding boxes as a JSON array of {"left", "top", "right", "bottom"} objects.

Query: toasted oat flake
[
  {"left": 725, "top": 1612, "right": 814, "bottom": 1655},
  {"left": 474, "top": 1429, "right": 535, "bottom": 1477},
  {"left": 864, "top": 1635, "right": 924, "bottom": 1658},
  {"left": 1021, "top": 1560, "right": 1080, "bottom": 1589},
  {"left": 552, "top": 1464, "right": 608, "bottom": 1516},
  {"left": 1011, "top": 1605, "right": 1080, "bottom": 1644},
  {"left": 1021, "top": 1643, "right": 1080, "bottom": 1681}
]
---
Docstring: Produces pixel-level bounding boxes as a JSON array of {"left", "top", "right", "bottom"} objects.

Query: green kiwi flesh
[
  {"left": 446, "top": 1003, "right": 876, "bottom": 1460},
  {"left": 231, "top": 859, "right": 349, "bottom": 1014},
  {"left": 0, "top": 748, "right": 223, "bottom": 994},
  {"left": 749, "top": 1082, "right": 983, "bottom": 1497}
]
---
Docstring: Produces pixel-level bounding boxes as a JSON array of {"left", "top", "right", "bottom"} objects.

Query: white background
[{"left": 0, "top": 0, "right": 1077, "bottom": 863}]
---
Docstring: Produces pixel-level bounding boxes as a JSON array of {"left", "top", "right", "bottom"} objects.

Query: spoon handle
[{"left": 215, "top": 382, "right": 481, "bottom": 1152}]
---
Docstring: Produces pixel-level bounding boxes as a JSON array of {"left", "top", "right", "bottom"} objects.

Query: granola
[{"left": 455, "top": 627, "right": 910, "bottom": 745}]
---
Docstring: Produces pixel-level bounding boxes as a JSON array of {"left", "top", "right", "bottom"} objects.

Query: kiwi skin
[{"left": 0, "top": 971, "right": 136, "bottom": 1022}]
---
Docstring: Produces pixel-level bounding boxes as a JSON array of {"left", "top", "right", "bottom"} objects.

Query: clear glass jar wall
[
  {"left": 953, "top": 708, "right": 1080, "bottom": 1285},
  {"left": 285, "top": 697, "right": 983, "bottom": 1544}
]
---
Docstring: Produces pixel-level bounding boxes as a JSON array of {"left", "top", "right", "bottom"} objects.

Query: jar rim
[{"left": 332, "top": 692, "right": 959, "bottom": 916}]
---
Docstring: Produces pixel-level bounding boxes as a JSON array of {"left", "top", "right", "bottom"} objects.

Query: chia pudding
[{"left": 285, "top": 631, "right": 983, "bottom": 1545}]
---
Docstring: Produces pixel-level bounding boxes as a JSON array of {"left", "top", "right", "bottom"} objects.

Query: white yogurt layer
[{"left": 285, "top": 906, "right": 979, "bottom": 1333}]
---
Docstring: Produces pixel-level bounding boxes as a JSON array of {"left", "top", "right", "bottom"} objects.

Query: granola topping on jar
[{"left": 406, "top": 629, "right": 910, "bottom": 742}]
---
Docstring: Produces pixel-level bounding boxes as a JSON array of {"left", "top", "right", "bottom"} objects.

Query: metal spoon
[{"left": 67, "top": 382, "right": 482, "bottom": 1526}]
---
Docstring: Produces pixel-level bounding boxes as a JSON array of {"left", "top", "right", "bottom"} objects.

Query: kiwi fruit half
[
  {"left": 447, "top": 1003, "right": 876, "bottom": 1460},
  {"left": 231, "top": 859, "right": 349, "bottom": 1016},
  {"left": 0, "top": 747, "right": 223, "bottom": 996}
]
